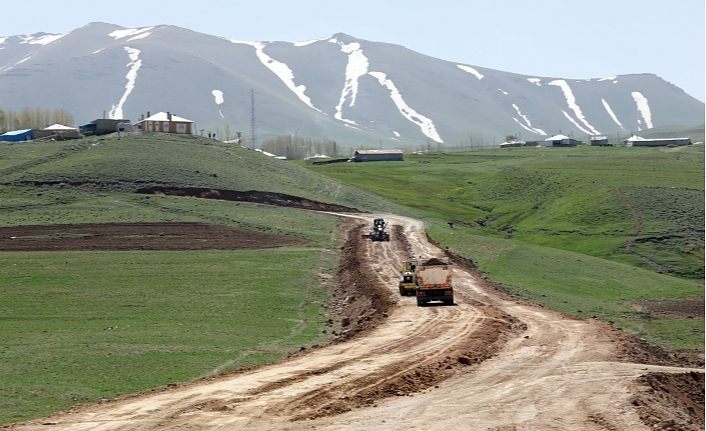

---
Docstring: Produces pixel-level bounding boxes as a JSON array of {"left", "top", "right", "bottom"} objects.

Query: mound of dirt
[
  {"left": 326, "top": 223, "right": 396, "bottom": 340},
  {"left": 393, "top": 224, "right": 413, "bottom": 257},
  {"left": 0, "top": 223, "right": 303, "bottom": 251},
  {"left": 632, "top": 372, "right": 704, "bottom": 431}
]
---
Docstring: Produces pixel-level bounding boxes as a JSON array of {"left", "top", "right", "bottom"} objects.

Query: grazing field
[
  {"left": 0, "top": 192, "right": 344, "bottom": 425},
  {"left": 0, "top": 190, "right": 343, "bottom": 425},
  {"left": 306, "top": 145, "right": 704, "bottom": 351},
  {"left": 0, "top": 247, "right": 336, "bottom": 424},
  {"left": 0, "top": 134, "right": 374, "bottom": 425}
]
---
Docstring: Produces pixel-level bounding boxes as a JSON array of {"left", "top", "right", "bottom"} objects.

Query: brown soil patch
[
  {"left": 632, "top": 372, "right": 705, "bottom": 431},
  {"left": 633, "top": 298, "right": 705, "bottom": 318},
  {"left": 0, "top": 223, "right": 303, "bottom": 251}
]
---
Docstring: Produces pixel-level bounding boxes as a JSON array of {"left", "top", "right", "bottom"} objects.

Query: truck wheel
[{"left": 444, "top": 299, "right": 454, "bottom": 305}]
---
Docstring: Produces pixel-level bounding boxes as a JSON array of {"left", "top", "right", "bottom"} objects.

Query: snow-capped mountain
[{"left": 1, "top": 22, "right": 703, "bottom": 148}]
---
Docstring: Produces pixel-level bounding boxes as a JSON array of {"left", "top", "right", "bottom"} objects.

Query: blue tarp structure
[{"left": 0, "top": 129, "right": 33, "bottom": 142}]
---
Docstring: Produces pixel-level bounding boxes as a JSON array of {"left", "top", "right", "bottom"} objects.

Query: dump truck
[
  {"left": 369, "top": 217, "right": 390, "bottom": 241},
  {"left": 413, "top": 257, "right": 454, "bottom": 306},
  {"left": 398, "top": 258, "right": 419, "bottom": 296}
]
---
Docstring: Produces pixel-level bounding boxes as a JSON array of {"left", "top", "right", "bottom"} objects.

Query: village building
[
  {"left": 43, "top": 124, "right": 80, "bottom": 139},
  {"left": 500, "top": 140, "right": 526, "bottom": 148},
  {"left": 351, "top": 149, "right": 404, "bottom": 162},
  {"left": 134, "top": 112, "right": 193, "bottom": 134},
  {"left": 589, "top": 136, "right": 610, "bottom": 146},
  {"left": 624, "top": 135, "right": 691, "bottom": 147},
  {"left": 542, "top": 134, "right": 582, "bottom": 147},
  {"left": 79, "top": 119, "right": 132, "bottom": 136},
  {"left": 0, "top": 129, "right": 33, "bottom": 142}
]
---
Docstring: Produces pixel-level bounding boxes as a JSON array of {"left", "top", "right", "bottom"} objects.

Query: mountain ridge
[{"left": 1, "top": 23, "right": 703, "bottom": 148}]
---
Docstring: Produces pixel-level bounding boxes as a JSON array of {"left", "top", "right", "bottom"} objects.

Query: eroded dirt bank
[
  {"left": 136, "top": 185, "right": 362, "bottom": 213},
  {"left": 9, "top": 214, "right": 704, "bottom": 431}
]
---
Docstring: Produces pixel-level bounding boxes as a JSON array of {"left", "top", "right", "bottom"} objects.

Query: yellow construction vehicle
[{"left": 399, "top": 257, "right": 453, "bottom": 305}]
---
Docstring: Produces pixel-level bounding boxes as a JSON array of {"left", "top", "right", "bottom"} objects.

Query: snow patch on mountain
[
  {"left": 513, "top": 118, "right": 536, "bottom": 135},
  {"left": 127, "top": 32, "right": 151, "bottom": 42},
  {"left": 512, "top": 104, "right": 546, "bottom": 135},
  {"left": 549, "top": 79, "right": 600, "bottom": 134},
  {"left": 231, "top": 40, "right": 321, "bottom": 113},
  {"left": 601, "top": 98, "right": 624, "bottom": 130},
  {"left": 527, "top": 78, "right": 542, "bottom": 86},
  {"left": 109, "top": 27, "right": 154, "bottom": 40},
  {"left": 0, "top": 37, "right": 6, "bottom": 45},
  {"left": 561, "top": 109, "right": 592, "bottom": 134},
  {"left": 457, "top": 65, "right": 484, "bottom": 80},
  {"left": 498, "top": 89, "right": 509, "bottom": 95},
  {"left": 212, "top": 90, "right": 224, "bottom": 105},
  {"left": 109, "top": 47, "right": 141, "bottom": 120},
  {"left": 21, "top": 34, "right": 64, "bottom": 45},
  {"left": 1, "top": 54, "right": 34, "bottom": 73},
  {"left": 293, "top": 37, "right": 329, "bottom": 47},
  {"left": 368, "top": 71, "right": 443, "bottom": 143},
  {"left": 212, "top": 90, "right": 225, "bottom": 118},
  {"left": 598, "top": 76, "right": 617, "bottom": 81},
  {"left": 334, "top": 41, "right": 369, "bottom": 125},
  {"left": 631, "top": 91, "right": 653, "bottom": 129}
]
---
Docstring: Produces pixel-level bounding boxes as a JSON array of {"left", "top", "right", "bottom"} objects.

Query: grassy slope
[
  {"left": 0, "top": 134, "right": 388, "bottom": 424},
  {"left": 0, "top": 189, "right": 342, "bottom": 424},
  {"left": 305, "top": 145, "right": 704, "bottom": 351},
  {"left": 0, "top": 134, "right": 402, "bottom": 213},
  {"left": 0, "top": 248, "right": 332, "bottom": 423}
]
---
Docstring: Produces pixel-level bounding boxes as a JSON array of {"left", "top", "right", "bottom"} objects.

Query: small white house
[
  {"left": 543, "top": 134, "right": 580, "bottom": 146},
  {"left": 43, "top": 124, "right": 77, "bottom": 132},
  {"left": 134, "top": 112, "right": 193, "bottom": 134}
]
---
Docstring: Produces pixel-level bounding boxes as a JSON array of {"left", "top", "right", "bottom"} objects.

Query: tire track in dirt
[
  {"left": 10, "top": 214, "right": 703, "bottom": 431},
  {"left": 614, "top": 188, "right": 670, "bottom": 274},
  {"left": 11, "top": 214, "right": 515, "bottom": 430}
]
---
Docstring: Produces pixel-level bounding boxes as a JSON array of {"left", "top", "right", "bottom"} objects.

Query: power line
[{"left": 250, "top": 88, "right": 256, "bottom": 149}]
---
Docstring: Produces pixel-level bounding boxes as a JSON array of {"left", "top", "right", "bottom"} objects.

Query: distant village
[
  {"left": 0, "top": 111, "right": 193, "bottom": 143},
  {"left": 0, "top": 110, "right": 696, "bottom": 163},
  {"left": 499, "top": 134, "right": 693, "bottom": 148}
]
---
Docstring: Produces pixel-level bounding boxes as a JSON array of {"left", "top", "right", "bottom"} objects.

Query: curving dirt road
[{"left": 12, "top": 214, "right": 703, "bottom": 430}]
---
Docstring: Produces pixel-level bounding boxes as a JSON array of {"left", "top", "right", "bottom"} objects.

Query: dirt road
[{"left": 12, "top": 214, "right": 703, "bottom": 430}]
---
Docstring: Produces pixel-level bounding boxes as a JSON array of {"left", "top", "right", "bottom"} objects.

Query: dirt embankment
[
  {"left": 326, "top": 223, "right": 396, "bottom": 341},
  {"left": 632, "top": 372, "right": 704, "bottom": 431},
  {"left": 136, "top": 185, "right": 361, "bottom": 213}
]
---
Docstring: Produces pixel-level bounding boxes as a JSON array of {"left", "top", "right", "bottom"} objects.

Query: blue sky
[{"left": 6, "top": 0, "right": 705, "bottom": 101}]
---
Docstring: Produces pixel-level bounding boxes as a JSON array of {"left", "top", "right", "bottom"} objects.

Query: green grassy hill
[
  {"left": 0, "top": 134, "right": 401, "bottom": 213},
  {"left": 306, "top": 145, "right": 704, "bottom": 351},
  {"left": 0, "top": 133, "right": 399, "bottom": 424}
]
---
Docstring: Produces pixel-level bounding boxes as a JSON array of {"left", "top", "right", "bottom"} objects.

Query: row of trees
[
  {"left": 260, "top": 135, "right": 340, "bottom": 160},
  {"left": 0, "top": 108, "right": 75, "bottom": 133}
]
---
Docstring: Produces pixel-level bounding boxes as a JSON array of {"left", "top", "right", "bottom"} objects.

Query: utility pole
[{"left": 250, "top": 89, "right": 256, "bottom": 149}]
